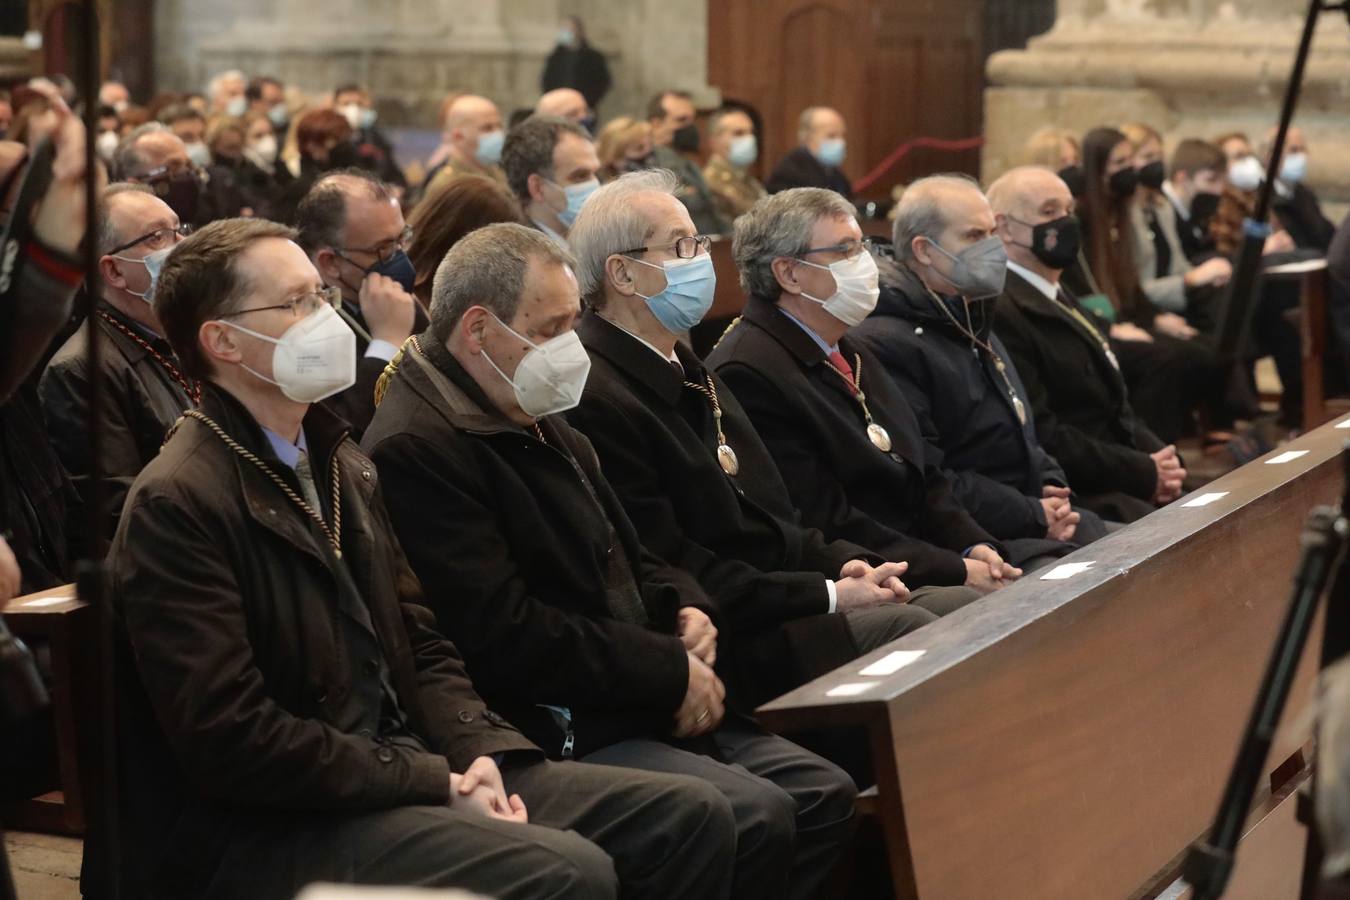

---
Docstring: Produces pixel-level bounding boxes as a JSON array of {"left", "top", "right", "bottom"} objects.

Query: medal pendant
[
  {"left": 867, "top": 423, "right": 892, "bottom": 452},
  {"left": 717, "top": 443, "right": 740, "bottom": 476},
  {"left": 1013, "top": 396, "right": 1028, "bottom": 426}
]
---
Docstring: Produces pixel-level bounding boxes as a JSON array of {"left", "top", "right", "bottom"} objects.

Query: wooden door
[{"left": 709, "top": 0, "right": 984, "bottom": 203}]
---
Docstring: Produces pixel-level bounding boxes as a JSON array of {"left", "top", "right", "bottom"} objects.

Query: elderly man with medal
[
  {"left": 708, "top": 186, "right": 1020, "bottom": 598},
  {"left": 566, "top": 170, "right": 949, "bottom": 714},
  {"left": 851, "top": 175, "right": 1111, "bottom": 569}
]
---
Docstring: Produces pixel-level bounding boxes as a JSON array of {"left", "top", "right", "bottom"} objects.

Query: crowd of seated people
[{"left": 0, "top": 25, "right": 1340, "bottom": 898}]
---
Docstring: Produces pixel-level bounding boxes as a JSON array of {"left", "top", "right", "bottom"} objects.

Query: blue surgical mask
[
  {"left": 1281, "top": 151, "right": 1308, "bottom": 185},
  {"left": 359, "top": 107, "right": 377, "bottom": 130},
  {"left": 268, "top": 103, "right": 289, "bottom": 128},
  {"left": 815, "top": 138, "right": 846, "bottom": 168},
  {"left": 475, "top": 129, "right": 505, "bottom": 167},
  {"left": 728, "top": 134, "right": 758, "bottom": 168},
  {"left": 547, "top": 177, "right": 599, "bottom": 228},
  {"left": 225, "top": 96, "right": 247, "bottom": 118},
  {"left": 113, "top": 245, "right": 174, "bottom": 305},
  {"left": 631, "top": 252, "right": 717, "bottom": 333},
  {"left": 557, "top": 27, "right": 575, "bottom": 46}
]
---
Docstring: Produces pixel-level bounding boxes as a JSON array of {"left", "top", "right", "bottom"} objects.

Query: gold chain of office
[{"left": 179, "top": 409, "right": 343, "bottom": 558}]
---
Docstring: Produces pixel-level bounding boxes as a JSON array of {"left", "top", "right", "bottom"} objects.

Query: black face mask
[
  {"left": 1013, "top": 213, "right": 1081, "bottom": 271},
  {"left": 153, "top": 171, "right": 201, "bottom": 226},
  {"left": 1057, "top": 165, "right": 1085, "bottom": 198},
  {"left": 1189, "top": 190, "right": 1221, "bottom": 226},
  {"left": 1108, "top": 167, "right": 1139, "bottom": 198},
  {"left": 671, "top": 123, "right": 701, "bottom": 154},
  {"left": 1137, "top": 160, "right": 1166, "bottom": 190},
  {"left": 325, "top": 140, "right": 362, "bottom": 171}
]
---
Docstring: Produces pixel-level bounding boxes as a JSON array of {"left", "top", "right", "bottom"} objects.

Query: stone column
[{"left": 984, "top": 0, "right": 1350, "bottom": 201}]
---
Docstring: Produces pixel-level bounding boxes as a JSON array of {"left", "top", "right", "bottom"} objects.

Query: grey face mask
[{"left": 926, "top": 235, "right": 1009, "bottom": 300}]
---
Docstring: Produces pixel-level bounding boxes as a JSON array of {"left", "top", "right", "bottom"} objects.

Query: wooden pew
[
  {"left": 758, "top": 416, "right": 1350, "bottom": 899},
  {"left": 1, "top": 584, "right": 95, "bottom": 835}
]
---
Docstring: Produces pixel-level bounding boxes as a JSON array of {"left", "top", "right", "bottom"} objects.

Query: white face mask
[
  {"left": 112, "top": 245, "right": 174, "bottom": 305},
  {"left": 796, "top": 250, "right": 880, "bottom": 327},
  {"left": 219, "top": 304, "right": 357, "bottom": 403},
  {"left": 481, "top": 313, "right": 591, "bottom": 419},
  {"left": 1228, "top": 155, "right": 1265, "bottom": 193},
  {"left": 185, "top": 141, "right": 212, "bottom": 168},
  {"left": 249, "top": 134, "right": 279, "bottom": 164},
  {"left": 96, "top": 130, "right": 120, "bottom": 162}
]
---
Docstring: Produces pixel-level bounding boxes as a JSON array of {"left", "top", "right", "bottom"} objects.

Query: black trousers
[
  {"left": 583, "top": 717, "right": 857, "bottom": 900},
  {"left": 185, "top": 758, "right": 737, "bottom": 900}
]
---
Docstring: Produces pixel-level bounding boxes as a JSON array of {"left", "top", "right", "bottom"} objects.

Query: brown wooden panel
[
  {"left": 760, "top": 417, "right": 1347, "bottom": 898},
  {"left": 707, "top": 0, "right": 985, "bottom": 205}
]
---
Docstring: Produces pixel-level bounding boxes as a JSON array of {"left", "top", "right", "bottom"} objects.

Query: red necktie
[{"left": 827, "top": 350, "right": 856, "bottom": 390}]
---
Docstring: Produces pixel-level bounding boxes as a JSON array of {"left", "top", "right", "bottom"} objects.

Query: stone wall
[
  {"left": 155, "top": 0, "right": 714, "bottom": 128},
  {"left": 984, "top": 0, "right": 1350, "bottom": 203}
]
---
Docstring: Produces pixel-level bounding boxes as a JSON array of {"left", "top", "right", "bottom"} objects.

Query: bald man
[
  {"left": 535, "top": 88, "right": 589, "bottom": 126},
  {"left": 851, "top": 175, "right": 1108, "bottom": 562},
  {"left": 42, "top": 184, "right": 196, "bottom": 534},
  {"left": 1261, "top": 125, "right": 1334, "bottom": 251},
  {"left": 423, "top": 94, "right": 508, "bottom": 195},
  {"left": 766, "top": 107, "right": 852, "bottom": 199},
  {"left": 989, "top": 166, "right": 1180, "bottom": 523}
]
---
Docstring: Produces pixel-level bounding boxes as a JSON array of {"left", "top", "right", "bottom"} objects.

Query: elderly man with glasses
[
  {"left": 707, "top": 187, "right": 1021, "bottom": 597},
  {"left": 565, "top": 170, "right": 944, "bottom": 720},
  {"left": 295, "top": 167, "right": 422, "bottom": 437},
  {"left": 41, "top": 182, "right": 196, "bottom": 534}
]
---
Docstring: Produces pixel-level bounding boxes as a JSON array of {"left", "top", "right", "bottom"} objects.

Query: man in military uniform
[{"left": 703, "top": 107, "right": 766, "bottom": 224}]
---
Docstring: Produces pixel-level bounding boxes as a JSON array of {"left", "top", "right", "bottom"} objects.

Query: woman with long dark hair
[{"left": 1068, "top": 127, "right": 1222, "bottom": 447}]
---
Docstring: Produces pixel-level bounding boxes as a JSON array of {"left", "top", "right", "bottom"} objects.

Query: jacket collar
[
  {"left": 192, "top": 382, "right": 362, "bottom": 564},
  {"left": 740, "top": 293, "right": 832, "bottom": 371},
  {"left": 96, "top": 299, "right": 167, "bottom": 365},
  {"left": 578, "top": 311, "right": 691, "bottom": 407},
  {"left": 875, "top": 261, "right": 996, "bottom": 338},
  {"left": 1003, "top": 267, "right": 1070, "bottom": 321},
  {"left": 407, "top": 332, "right": 537, "bottom": 438}
]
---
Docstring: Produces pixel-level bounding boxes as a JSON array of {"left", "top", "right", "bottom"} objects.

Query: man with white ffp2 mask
[
  {"left": 708, "top": 186, "right": 1019, "bottom": 598},
  {"left": 41, "top": 183, "right": 198, "bottom": 534}
]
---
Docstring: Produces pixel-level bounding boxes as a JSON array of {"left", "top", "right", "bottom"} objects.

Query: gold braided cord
[
  {"left": 181, "top": 409, "right": 343, "bottom": 558},
  {"left": 373, "top": 336, "right": 418, "bottom": 408}
]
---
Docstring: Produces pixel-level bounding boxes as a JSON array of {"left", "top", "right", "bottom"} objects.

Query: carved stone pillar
[{"left": 984, "top": 0, "right": 1350, "bottom": 201}]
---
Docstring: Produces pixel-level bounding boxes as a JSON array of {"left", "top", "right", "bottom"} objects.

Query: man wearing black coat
[
  {"left": 541, "top": 16, "right": 612, "bottom": 111},
  {"left": 565, "top": 171, "right": 946, "bottom": 707},
  {"left": 365, "top": 222, "right": 857, "bottom": 900},
  {"left": 708, "top": 187, "right": 1020, "bottom": 596},
  {"left": 41, "top": 185, "right": 196, "bottom": 538},
  {"left": 91, "top": 217, "right": 736, "bottom": 900},
  {"left": 766, "top": 107, "right": 852, "bottom": 199},
  {"left": 295, "top": 169, "right": 423, "bottom": 438},
  {"left": 852, "top": 175, "right": 1108, "bottom": 559},
  {"left": 988, "top": 166, "right": 1185, "bottom": 523},
  {"left": 1264, "top": 126, "right": 1335, "bottom": 252}
]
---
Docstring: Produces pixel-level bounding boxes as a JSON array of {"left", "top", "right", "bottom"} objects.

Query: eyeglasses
[
  {"left": 619, "top": 235, "right": 712, "bottom": 259},
  {"left": 137, "top": 162, "right": 202, "bottom": 184},
  {"left": 220, "top": 286, "right": 343, "bottom": 320},
  {"left": 796, "top": 238, "right": 873, "bottom": 261},
  {"left": 341, "top": 225, "right": 414, "bottom": 265},
  {"left": 108, "top": 223, "right": 193, "bottom": 257}
]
